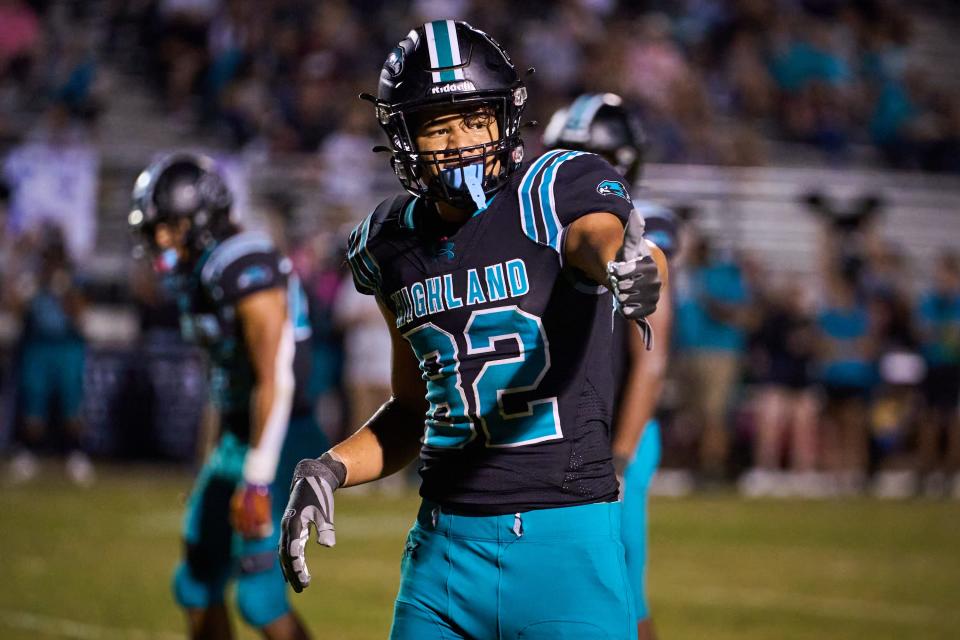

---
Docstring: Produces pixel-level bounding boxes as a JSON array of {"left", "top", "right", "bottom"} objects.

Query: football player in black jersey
[
  {"left": 129, "top": 153, "right": 327, "bottom": 640},
  {"left": 545, "top": 93, "right": 681, "bottom": 640},
  {"left": 280, "top": 22, "right": 663, "bottom": 639}
]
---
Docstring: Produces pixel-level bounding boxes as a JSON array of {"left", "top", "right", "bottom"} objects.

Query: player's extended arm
[
  {"left": 612, "top": 247, "right": 671, "bottom": 474},
  {"left": 231, "top": 287, "right": 294, "bottom": 539},
  {"left": 565, "top": 211, "right": 661, "bottom": 323},
  {"left": 279, "top": 301, "right": 427, "bottom": 592}
]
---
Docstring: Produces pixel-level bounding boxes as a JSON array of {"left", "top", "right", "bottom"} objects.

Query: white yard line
[{"left": 0, "top": 609, "right": 184, "bottom": 640}]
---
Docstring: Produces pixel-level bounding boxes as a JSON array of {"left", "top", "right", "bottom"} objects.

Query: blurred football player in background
[
  {"left": 279, "top": 21, "right": 663, "bottom": 640},
  {"left": 545, "top": 93, "right": 679, "bottom": 640},
  {"left": 129, "top": 153, "right": 327, "bottom": 640}
]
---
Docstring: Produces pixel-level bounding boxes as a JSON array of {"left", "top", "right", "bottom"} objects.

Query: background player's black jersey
[
  {"left": 173, "top": 231, "right": 313, "bottom": 443},
  {"left": 347, "top": 151, "right": 634, "bottom": 514}
]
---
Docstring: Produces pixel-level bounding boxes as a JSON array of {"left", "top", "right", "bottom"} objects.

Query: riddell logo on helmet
[{"left": 430, "top": 80, "right": 476, "bottom": 94}]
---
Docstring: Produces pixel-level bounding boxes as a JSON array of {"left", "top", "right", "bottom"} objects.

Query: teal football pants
[
  {"left": 173, "top": 415, "right": 328, "bottom": 627},
  {"left": 390, "top": 500, "right": 635, "bottom": 639},
  {"left": 620, "top": 420, "right": 661, "bottom": 621}
]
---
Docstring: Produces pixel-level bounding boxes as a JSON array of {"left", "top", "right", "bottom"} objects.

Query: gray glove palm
[{"left": 278, "top": 453, "right": 346, "bottom": 593}]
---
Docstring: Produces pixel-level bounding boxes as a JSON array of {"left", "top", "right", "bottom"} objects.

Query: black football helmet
[
  {"left": 365, "top": 20, "right": 528, "bottom": 210},
  {"left": 129, "top": 152, "right": 233, "bottom": 267},
  {"left": 543, "top": 93, "right": 646, "bottom": 185}
]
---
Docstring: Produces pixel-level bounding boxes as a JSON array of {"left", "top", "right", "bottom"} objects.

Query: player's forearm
[
  {"left": 564, "top": 212, "right": 624, "bottom": 284},
  {"left": 328, "top": 398, "right": 424, "bottom": 487},
  {"left": 612, "top": 363, "right": 664, "bottom": 459},
  {"left": 244, "top": 373, "right": 295, "bottom": 485},
  {"left": 612, "top": 286, "right": 672, "bottom": 459}
]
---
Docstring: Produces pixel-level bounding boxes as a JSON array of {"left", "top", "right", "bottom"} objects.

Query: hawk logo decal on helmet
[
  {"left": 385, "top": 46, "right": 404, "bottom": 77},
  {"left": 597, "top": 179, "right": 630, "bottom": 202}
]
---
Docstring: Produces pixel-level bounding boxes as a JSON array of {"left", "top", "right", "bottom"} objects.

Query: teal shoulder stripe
[
  {"left": 400, "top": 197, "right": 418, "bottom": 229},
  {"left": 346, "top": 216, "right": 377, "bottom": 292},
  {"left": 539, "top": 150, "right": 587, "bottom": 251},
  {"left": 357, "top": 214, "right": 381, "bottom": 286},
  {"left": 200, "top": 231, "right": 274, "bottom": 285},
  {"left": 517, "top": 150, "right": 565, "bottom": 245}
]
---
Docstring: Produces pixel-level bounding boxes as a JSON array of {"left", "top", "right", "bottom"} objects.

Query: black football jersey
[
  {"left": 347, "top": 151, "right": 635, "bottom": 514},
  {"left": 174, "top": 231, "right": 314, "bottom": 442}
]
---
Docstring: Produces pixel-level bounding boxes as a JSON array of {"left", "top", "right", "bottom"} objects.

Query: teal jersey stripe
[
  {"left": 347, "top": 215, "right": 378, "bottom": 292},
  {"left": 401, "top": 197, "right": 418, "bottom": 229},
  {"left": 518, "top": 150, "right": 565, "bottom": 244},
  {"left": 356, "top": 214, "right": 381, "bottom": 287},
  {"left": 431, "top": 20, "right": 457, "bottom": 82},
  {"left": 539, "top": 151, "right": 586, "bottom": 251}
]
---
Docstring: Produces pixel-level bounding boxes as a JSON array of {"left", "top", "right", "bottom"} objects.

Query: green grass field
[{"left": 1, "top": 466, "right": 958, "bottom": 640}]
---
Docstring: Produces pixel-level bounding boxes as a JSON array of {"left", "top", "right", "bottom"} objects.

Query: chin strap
[{"left": 441, "top": 163, "right": 487, "bottom": 210}]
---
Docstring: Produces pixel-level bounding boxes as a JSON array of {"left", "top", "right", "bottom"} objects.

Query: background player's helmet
[
  {"left": 368, "top": 20, "right": 528, "bottom": 210},
  {"left": 128, "top": 152, "right": 233, "bottom": 267},
  {"left": 634, "top": 201, "right": 681, "bottom": 261},
  {"left": 543, "top": 93, "right": 646, "bottom": 185}
]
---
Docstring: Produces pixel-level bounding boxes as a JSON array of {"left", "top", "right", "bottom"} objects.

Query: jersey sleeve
[
  {"left": 553, "top": 152, "right": 633, "bottom": 226},
  {"left": 201, "top": 234, "right": 288, "bottom": 304},
  {"left": 518, "top": 151, "right": 633, "bottom": 253},
  {"left": 346, "top": 196, "right": 405, "bottom": 297}
]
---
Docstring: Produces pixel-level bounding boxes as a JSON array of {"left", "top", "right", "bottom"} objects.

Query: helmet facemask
[{"left": 376, "top": 87, "right": 527, "bottom": 211}]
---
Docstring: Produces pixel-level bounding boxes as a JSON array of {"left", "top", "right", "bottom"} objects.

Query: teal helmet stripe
[
  {"left": 426, "top": 20, "right": 464, "bottom": 83},
  {"left": 563, "top": 94, "right": 605, "bottom": 141}
]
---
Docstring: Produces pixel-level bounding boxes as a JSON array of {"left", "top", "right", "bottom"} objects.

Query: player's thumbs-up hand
[
  {"left": 279, "top": 453, "right": 346, "bottom": 593},
  {"left": 607, "top": 210, "right": 661, "bottom": 322}
]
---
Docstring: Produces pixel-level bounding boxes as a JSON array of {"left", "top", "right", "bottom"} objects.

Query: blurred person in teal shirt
[
  {"left": 916, "top": 251, "right": 960, "bottom": 497},
  {"left": 816, "top": 266, "right": 877, "bottom": 495},
  {"left": 675, "top": 236, "right": 753, "bottom": 482}
]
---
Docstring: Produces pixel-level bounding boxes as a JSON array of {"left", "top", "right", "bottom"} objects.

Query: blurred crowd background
[{"left": 1, "top": 0, "right": 960, "bottom": 498}]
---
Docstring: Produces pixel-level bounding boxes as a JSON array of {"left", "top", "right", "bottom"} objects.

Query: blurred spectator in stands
[
  {"left": 290, "top": 229, "right": 346, "bottom": 441},
  {"left": 741, "top": 279, "right": 820, "bottom": 497},
  {"left": 271, "top": 56, "right": 336, "bottom": 153},
  {"left": 155, "top": 0, "right": 217, "bottom": 118},
  {"left": 0, "top": 0, "right": 41, "bottom": 95},
  {"left": 6, "top": 223, "right": 92, "bottom": 486},
  {"left": 333, "top": 266, "right": 391, "bottom": 441},
  {"left": 915, "top": 251, "right": 960, "bottom": 498},
  {"left": 867, "top": 273, "right": 923, "bottom": 486},
  {"left": 318, "top": 107, "right": 380, "bottom": 212},
  {"left": 769, "top": 14, "right": 854, "bottom": 156},
  {"left": 816, "top": 264, "right": 875, "bottom": 495},
  {"left": 675, "top": 236, "right": 754, "bottom": 483}
]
